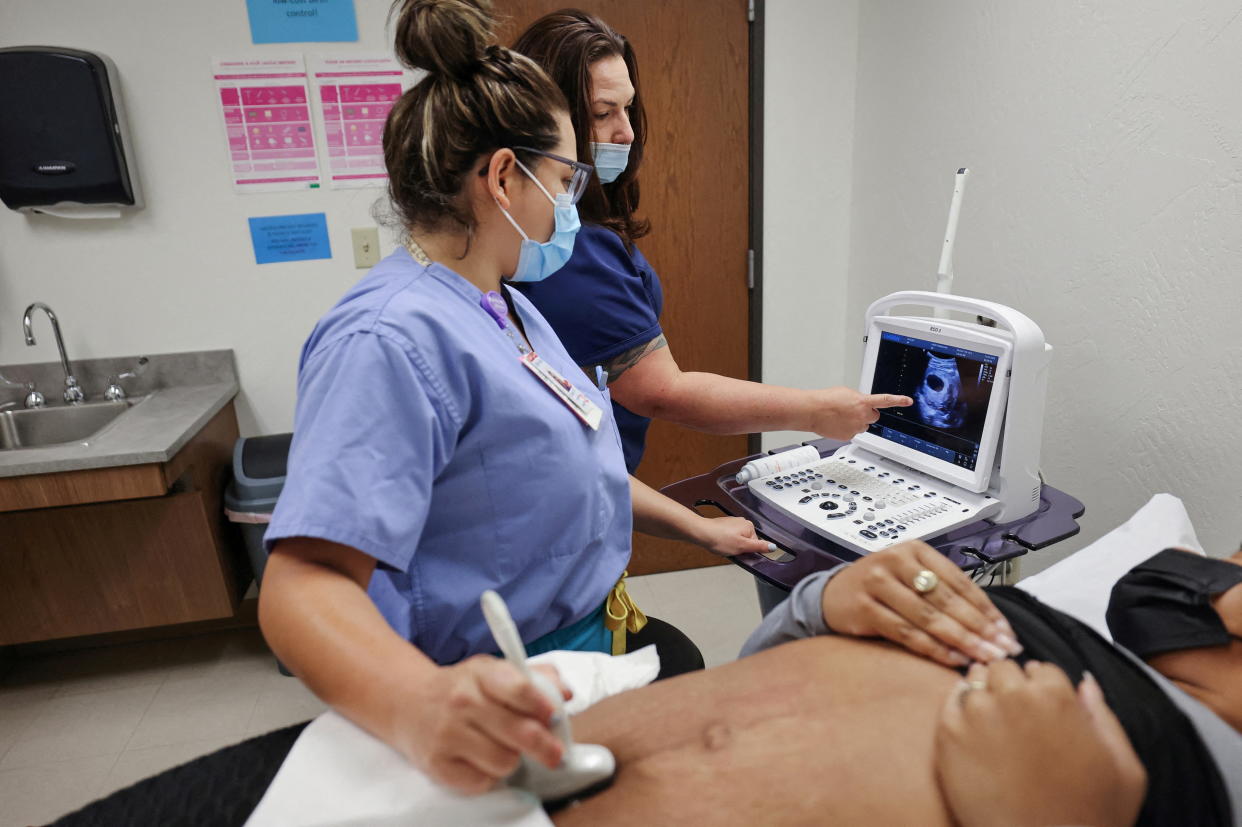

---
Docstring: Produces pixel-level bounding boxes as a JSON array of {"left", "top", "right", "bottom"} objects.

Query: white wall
[
  {"left": 0, "top": 0, "right": 405, "bottom": 436},
  {"left": 760, "top": 0, "right": 859, "bottom": 451},
  {"left": 10, "top": 2, "right": 1237, "bottom": 565},
  {"left": 1, "top": 0, "right": 861, "bottom": 445},
  {"left": 844, "top": 1, "right": 1242, "bottom": 569},
  {"left": 1, "top": 0, "right": 863, "bottom": 445}
]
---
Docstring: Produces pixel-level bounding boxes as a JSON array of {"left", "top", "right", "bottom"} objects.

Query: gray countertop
[{"left": 0, "top": 350, "right": 239, "bottom": 478}]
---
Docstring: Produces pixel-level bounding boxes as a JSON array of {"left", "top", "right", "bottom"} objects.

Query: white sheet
[
  {"left": 1017, "top": 493, "right": 1204, "bottom": 640},
  {"left": 245, "top": 646, "right": 660, "bottom": 827}
]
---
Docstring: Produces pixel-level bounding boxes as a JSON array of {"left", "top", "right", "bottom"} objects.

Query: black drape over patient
[
  {"left": 986, "top": 586, "right": 1231, "bottom": 827},
  {"left": 1107, "top": 548, "right": 1242, "bottom": 660}
]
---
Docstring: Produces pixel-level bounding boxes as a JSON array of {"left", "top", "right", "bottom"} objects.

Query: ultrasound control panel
[{"left": 747, "top": 446, "right": 1001, "bottom": 555}]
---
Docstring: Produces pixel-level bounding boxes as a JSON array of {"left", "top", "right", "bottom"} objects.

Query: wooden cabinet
[{"left": 0, "top": 403, "right": 246, "bottom": 645}]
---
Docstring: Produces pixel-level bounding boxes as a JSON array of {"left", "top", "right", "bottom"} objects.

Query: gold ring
[
  {"left": 956, "top": 679, "right": 988, "bottom": 706},
  {"left": 912, "top": 569, "right": 939, "bottom": 594}
]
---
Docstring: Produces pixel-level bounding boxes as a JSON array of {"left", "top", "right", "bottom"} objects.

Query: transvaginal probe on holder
[
  {"left": 480, "top": 590, "right": 616, "bottom": 804},
  {"left": 934, "top": 167, "right": 970, "bottom": 318}
]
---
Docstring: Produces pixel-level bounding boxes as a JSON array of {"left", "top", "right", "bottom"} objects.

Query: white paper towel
[{"left": 246, "top": 645, "right": 660, "bottom": 827}]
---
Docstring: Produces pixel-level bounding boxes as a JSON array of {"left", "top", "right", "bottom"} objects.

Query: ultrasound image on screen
[{"left": 867, "top": 332, "right": 998, "bottom": 471}]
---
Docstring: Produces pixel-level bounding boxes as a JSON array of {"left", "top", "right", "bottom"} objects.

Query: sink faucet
[
  {"left": 0, "top": 373, "right": 44, "bottom": 409},
  {"left": 22, "top": 302, "right": 85, "bottom": 405}
]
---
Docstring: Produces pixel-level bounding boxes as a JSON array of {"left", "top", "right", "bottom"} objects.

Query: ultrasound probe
[
  {"left": 480, "top": 590, "right": 616, "bottom": 805},
  {"left": 935, "top": 167, "right": 971, "bottom": 318}
]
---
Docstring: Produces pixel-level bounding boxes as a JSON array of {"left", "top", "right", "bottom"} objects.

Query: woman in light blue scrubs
[{"left": 258, "top": 0, "right": 769, "bottom": 797}]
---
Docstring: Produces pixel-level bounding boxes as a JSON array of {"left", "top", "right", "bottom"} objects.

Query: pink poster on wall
[
  {"left": 310, "top": 55, "right": 417, "bottom": 189},
  {"left": 213, "top": 55, "right": 323, "bottom": 193}
]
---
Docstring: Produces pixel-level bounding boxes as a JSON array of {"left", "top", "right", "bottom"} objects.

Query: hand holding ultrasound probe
[{"left": 481, "top": 590, "right": 616, "bottom": 803}]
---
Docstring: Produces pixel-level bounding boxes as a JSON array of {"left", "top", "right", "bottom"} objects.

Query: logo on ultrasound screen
[{"left": 33, "top": 161, "right": 75, "bottom": 175}]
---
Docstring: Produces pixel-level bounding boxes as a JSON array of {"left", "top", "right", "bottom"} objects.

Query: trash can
[{"left": 223, "top": 432, "right": 293, "bottom": 587}]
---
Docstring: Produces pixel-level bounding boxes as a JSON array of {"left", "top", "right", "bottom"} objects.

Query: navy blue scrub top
[{"left": 515, "top": 223, "right": 664, "bottom": 473}]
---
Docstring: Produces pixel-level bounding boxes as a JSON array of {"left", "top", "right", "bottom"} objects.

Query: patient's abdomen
[{"left": 556, "top": 636, "right": 960, "bottom": 826}]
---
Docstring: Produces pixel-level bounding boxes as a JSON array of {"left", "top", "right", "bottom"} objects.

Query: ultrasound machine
[{"left": 744, "top": 290, "right": 1052, "bottom": 556}]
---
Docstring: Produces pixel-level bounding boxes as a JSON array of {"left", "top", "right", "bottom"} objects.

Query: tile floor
[{"left": 0, "top": 563, "right": 761, "bottom": 826}]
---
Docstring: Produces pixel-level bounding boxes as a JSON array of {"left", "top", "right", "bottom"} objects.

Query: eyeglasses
[{"left": 514, "top": 146, "right": 594, "bottom": 204}]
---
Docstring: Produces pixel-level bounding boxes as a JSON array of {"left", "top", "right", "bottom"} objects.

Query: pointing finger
[{"left": 867, "top": 394, "right": 913, "bottom": 409}]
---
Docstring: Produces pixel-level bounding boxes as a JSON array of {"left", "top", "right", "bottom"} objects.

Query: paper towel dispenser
[{"left": 0, "top": 46, "right": 143, "bottom": 217}]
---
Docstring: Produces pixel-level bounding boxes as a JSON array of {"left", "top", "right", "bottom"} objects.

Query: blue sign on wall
[
  {"left": 246, "top": 0, "right": 358, "bottom": 44},
  {"left": 249, "top": 213, "right": 332, "bottom": 264}
]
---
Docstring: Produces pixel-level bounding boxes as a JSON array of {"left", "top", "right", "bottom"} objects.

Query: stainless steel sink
[{"left": 0, "top": 398, "right": 143, "bottom": 451}]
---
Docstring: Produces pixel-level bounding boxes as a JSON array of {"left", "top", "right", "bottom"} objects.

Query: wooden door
[{"left": 499, "top": 0, "right": 752, "bottom": 575}]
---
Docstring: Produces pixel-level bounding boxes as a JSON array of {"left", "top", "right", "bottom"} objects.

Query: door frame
[{"left": 747, "top": 0, "right": 765, "bottom": 457}]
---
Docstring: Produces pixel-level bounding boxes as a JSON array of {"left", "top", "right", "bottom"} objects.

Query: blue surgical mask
[
  {"left": 496, "top": 159, "right": 581, "bottom": 283},
  {"left": 590, "top": 141, "right": 630, "bottom": 184}
]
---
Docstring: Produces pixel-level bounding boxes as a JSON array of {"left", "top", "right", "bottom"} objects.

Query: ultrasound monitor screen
[{"left": 867, "top": 332, "right": 999, "bottom": 471}]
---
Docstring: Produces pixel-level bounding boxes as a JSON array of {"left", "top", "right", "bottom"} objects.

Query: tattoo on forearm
[{"left": 592, "top": 334, "right": 669, "bottom": 383}]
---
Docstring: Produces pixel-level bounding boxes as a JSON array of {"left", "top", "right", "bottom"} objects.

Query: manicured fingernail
[
  {"left": 767, "top": 542, "right": 778, "bottom": 552},
  {"left": 994, "top": 633, "right": 1023, "bottom": 656},
  {"left": 947, "top": 651, "right": 970, "bottom": 666},
  {"left": 976, "top": 640, "right": 1006, "bottom": 662},
  {"left": 1078, "top": 671, "right": 1102, "bottom": 703}
]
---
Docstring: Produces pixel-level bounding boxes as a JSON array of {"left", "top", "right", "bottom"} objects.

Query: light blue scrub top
[{"left": 265, "top": 247, "right": 632, "bottom": 665}]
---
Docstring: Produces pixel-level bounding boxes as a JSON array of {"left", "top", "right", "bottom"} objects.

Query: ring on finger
[
  {"left": 912, "top": 569, "right": 940, "bottom": 595},
  {"left": 957, "top": 679, "right": 988, "bottom": 705}
]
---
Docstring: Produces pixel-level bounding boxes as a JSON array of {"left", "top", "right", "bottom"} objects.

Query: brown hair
[
  {"left": 384, "top": 0, "right": 569, "bottom": 243},
  {"left": 512, "top": 9, "right": 650, "bottom": 246}
]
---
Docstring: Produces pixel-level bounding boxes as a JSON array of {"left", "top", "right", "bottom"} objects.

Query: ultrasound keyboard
[{"left": 746, "top": 446, "right": 1001, "bottom": 555}]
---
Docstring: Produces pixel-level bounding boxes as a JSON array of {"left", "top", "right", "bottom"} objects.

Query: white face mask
[{"left": 590, "top": 142, "right": 631, "bottom": 184}]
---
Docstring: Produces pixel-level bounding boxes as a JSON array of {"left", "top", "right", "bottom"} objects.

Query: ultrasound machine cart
[
  {"left": 660, "top": 436, "right": 1084, "bottom": 600},
  {"left": 661, "top": 289, "right": 1084, "bottom": 605}
]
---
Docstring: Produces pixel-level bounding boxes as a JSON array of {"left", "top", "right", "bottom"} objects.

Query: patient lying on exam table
[{"left": 550, "top": 545, "right": 1242, "bottom": 827}]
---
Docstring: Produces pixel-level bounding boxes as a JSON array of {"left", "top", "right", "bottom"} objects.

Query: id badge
[{"left": 520, "top": 351, "right": 603, "bottom": 430}]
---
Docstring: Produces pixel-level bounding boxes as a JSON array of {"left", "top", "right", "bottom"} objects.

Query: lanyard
[
  {"left": 403, "top": 236, "right": 602, "bottom": 430},
  {"left": 479, "top": 290, "right": 601, "bottom": 429},
  {"left": 405, "top": 236, "right": 531, "bottom": 354},
  {"left": 477, "top": 289, "right": 533, "bottom": 355}
]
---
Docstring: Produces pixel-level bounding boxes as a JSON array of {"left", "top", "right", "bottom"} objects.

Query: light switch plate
[{"left": 351, "top": 227, "right": 381, "bottom": 269}]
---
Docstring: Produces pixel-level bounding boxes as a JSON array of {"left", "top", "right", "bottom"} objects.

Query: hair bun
[{"left": 391, "top": 0, "right": 496, "bottom": 79}]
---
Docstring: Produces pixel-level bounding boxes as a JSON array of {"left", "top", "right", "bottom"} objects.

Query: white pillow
[{"left": 1017, "top": 493, "right": 1204, "bottom": 641}]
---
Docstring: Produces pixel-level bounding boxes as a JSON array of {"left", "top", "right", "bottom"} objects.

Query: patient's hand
[
  {"left": 821, "top": 540, "right": 1021, "bottom": 667},
  {"left": 935, "top": 661, "right": 1147, "bottom": 827}
]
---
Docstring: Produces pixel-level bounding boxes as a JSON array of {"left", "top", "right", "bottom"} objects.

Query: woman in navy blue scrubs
[{"left": 513, "top": 11, "right": 911, "bottom": 475}]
